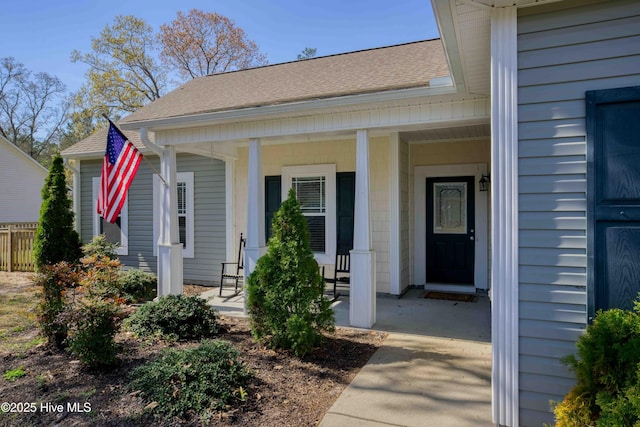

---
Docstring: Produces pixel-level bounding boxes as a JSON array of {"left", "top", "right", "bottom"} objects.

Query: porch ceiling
[
  {"left": 401, "top": 123, "right": 490, "bottom": 143},
  {"left": 435, "top": 0, "right": 567, "bottom": 96}
]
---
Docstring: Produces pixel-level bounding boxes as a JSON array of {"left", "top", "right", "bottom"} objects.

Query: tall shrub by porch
[
  {"left": 33, "top": 153, "right": 82, "bottom": 270},
  {"left": 247, "top": 188, "right": 335, "bottom": 357}
]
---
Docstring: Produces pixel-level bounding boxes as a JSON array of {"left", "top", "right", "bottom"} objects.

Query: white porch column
[
  {"left": 389, "top": 133, "right": 401, "bottom": 295},
  {"left": 244, "top": 139, "right": 266, "bottom": 284},
  {"left": 157, "top": 145, "right": 183, "bottom": 296},
  {"left": 225, "top": 158, "right": 235, "bottom": 263},
  {"left": 350, "top": 129, "right": 376, "bottom": 328},
  {"left": 491, "top": 6, "right": 519, "bottom": 427}
]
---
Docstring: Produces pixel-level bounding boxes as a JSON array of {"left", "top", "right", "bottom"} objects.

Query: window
[
  {"left": 282, "top": 165, "right": 336, "bottom": 264},
  {"left": 92, "top": 177, "right": 128, "bottom": 256},
  {"left": 153, "top": 172, "right": 195, "bottom": 258},
  {"left": 292, "top": 176, "right": 326, "bottom": 252}
]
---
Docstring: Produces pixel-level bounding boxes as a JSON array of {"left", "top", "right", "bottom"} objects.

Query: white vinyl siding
[{"left": 517, "top": 1, "right": 640, "bottom": 425}]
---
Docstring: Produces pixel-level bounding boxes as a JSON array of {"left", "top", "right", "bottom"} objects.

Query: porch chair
[
  {"left": 326, "top": 249, "right": 350, "bottom": 301},
  {"left": 219, "top": 233, "right": 246, "bottom": 296}
]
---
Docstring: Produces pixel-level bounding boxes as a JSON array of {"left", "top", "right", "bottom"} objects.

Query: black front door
[
  {"left": 588, "top": 86, "right": 640, "bottom": 316},
  {"left": 426, "top": 176, "right": 475, "bottom": 284}
]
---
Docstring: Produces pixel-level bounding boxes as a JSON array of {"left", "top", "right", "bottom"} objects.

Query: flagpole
[{"left": 102, "top": 114, "right": 168, "bottom": 187}]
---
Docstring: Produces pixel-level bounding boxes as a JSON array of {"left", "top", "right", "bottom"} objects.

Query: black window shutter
[
  {"left": 336, "top": 172, "right": 355, "bottom": 254},
  {"left": 265, "top": 175, "right": 281, "bottom": 242}
]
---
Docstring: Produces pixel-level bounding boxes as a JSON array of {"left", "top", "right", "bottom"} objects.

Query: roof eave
[{"left": 119, "top": 84, "right": 457, "bottom": 132}]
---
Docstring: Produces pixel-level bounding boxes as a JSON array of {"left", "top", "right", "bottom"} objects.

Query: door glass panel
[{"left": 433, "top": 182, "right": 467, "bottom": 234}]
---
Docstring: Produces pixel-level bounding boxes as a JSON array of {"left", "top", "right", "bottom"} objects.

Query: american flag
[{"left": 97, "top": 122, "right": 143, "bottom": 223}]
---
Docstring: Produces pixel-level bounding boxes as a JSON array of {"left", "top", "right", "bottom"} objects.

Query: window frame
[
  {"left": 92, "top": 177, "right": 129, "bottom": 256},
  {"left": 152, "top": 172, "right": 195, "bottom": 258},
  {"left": 282, "top": 164, "right": 336, "bottom": 264}
]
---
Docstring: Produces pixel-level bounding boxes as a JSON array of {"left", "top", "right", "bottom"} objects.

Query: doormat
[{"left": 422, "top": 291, "right": 477, "bottom": 303}]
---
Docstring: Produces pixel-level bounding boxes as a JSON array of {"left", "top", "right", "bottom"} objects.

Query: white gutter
[{"left": 119, "top": 85, "right": 457, "bottom": 132}]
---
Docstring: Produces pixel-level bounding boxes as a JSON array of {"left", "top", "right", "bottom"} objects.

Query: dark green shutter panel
[
  {"left": 587, "top": 86, "right": 640, "bottom": 318},
  {"left": 265, "top": 175, "right": 281, "bottom": 242},
  {"left": 336, "top": 172, "right": 355, "bottom": 254}
]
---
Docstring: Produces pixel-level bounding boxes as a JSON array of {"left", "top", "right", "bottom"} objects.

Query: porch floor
[{"left": 202, "top": 287, "right": 493, "bottom": 426}]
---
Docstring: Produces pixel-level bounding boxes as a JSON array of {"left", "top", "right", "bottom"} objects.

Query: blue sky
[{"left": 1, "top": 0, "right": 439, "bottom": 93}]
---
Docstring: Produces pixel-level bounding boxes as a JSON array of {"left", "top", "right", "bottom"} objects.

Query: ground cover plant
[
  {"left": 0, "top": 274, "right": 386, "bottom": 426},
  {"left": 129, "top": 340, "right": 252, "bottom": 423}
]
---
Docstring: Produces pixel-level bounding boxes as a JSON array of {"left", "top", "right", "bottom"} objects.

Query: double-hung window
[
  {"left": 153, "top": 172, "right": 195, "bottom": 258},
  {"left": 282, "top": 165, "right": 336, "bottom": 264},
  {"left": 92, "top": 177, "right": 128, "bottom": 256},
  {"left": 292, "top": 176, "right": 326, "bottom": 252}
]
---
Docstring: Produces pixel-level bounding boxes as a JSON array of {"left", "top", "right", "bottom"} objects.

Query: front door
[{"left": 426, "top": 176, "right": 475, "bottom": 284}]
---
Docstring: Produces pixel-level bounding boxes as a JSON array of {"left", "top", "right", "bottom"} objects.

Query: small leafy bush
[
  {"left": 125, "top": 295, "right": 218, "bottom": 340},
  {"left": 118, "top": 269, "right": 157, "bottom": 303},
  {"left": 82, "top": 234, "right": 119, "bottom": 260},
  {"left": 247, "top": 188, "right": 334, "bottom": 357},
  {"left": 129, "top": 340, "right": 251, "bottom": 421},
  {"left": 61, "top": 297, "right": 125, "bottom": 369},
  {"left": 35, "top": 262, "right": 81, "bottom": 348},
  {"left": 80, "top": 255, "right": 123, "bottom": 300},
  {"left": 554, "top": 301, "right": 640, "bottom": 426}
]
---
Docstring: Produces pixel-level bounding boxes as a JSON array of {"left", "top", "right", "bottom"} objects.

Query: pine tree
[
  {"left": 247, "top": 188, "right": 335, "bottom": 357},
  {"left": 34, "top": 154, "right": 82, "bottom": 270}
]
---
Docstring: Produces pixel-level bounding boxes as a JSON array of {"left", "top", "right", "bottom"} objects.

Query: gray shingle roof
[
  {"left": 121, "top": 39, "right": 448, "bottom": 124},
  {"left": 63, "top": 39, "right": 448, "bottom": 157},
  {"left": 61, "top": 125, "right": 147, "bottom": 157}
]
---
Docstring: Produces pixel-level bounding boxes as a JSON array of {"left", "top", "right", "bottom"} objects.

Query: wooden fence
[{"left": 0, "top": 223, "right": 38, "bottom": 272}]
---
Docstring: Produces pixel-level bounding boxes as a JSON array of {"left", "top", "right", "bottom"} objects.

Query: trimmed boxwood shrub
[
  {"left": 125, "top": 294, "right": 218, "bottom": 340},
  {"left": 118, "top": 269, "right": 157, "bottom": 303},
  {"left": 247, "top": 188, "right": 335, "bottom": 357},
  {"left": 129, "top": 340, "right": 251, "bottom": 421},
  {"left": 554, "top": 301, "right": 640, "bottom": 426}
]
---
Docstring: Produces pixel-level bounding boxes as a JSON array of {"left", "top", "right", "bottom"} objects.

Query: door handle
[{"left": 470, "top": 236, "right": 475, "bottom": 241}]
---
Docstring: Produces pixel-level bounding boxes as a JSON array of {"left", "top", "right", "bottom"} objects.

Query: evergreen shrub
[
  {"left": 125, "top": 295, "right": 218, "bottom": 340},
  {"left": 33, "top": 154, "right": 82, "bottom": 270},
  {"left": 247, "top": 188, "right": 334, "bottom": 357},
  {"left": 129, "top": 340, "right": 251, "bottom": 421},
  {"left": 554, "top": 301, "right": 640, "bottom": 426},
  {"left": 118, "top": 269, "right": 157, "bottom": 303}
]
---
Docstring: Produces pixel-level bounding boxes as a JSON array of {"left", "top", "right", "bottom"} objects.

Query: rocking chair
[{"left": 219, "top": 233, "right": 246, "bottom": 296}]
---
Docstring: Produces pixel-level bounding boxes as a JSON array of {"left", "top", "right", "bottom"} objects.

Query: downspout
[
  {"left": 139, "top": 127, "right": 163, "bottom": 157},
  {"left": 64, "top": 159, "right": 81, "bottom": 234}
]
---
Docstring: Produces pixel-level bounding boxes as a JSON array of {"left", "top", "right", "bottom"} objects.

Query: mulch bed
[{"left": 0, "top": 278, "right": 386, "bottom": 426}]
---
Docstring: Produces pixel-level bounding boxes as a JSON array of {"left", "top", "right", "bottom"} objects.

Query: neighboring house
[
  {"left": 61, "top": 0, "right": 640, "bottom": 425},
  {"left": 61, "top": 127, "right": 228, "bottom": 285},
  {"left": 0, "top": 135, "right": 47, "bottom": 223}
]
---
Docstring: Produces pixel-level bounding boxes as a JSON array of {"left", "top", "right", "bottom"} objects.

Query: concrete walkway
[{"left": 204, "top": 288, "right": 493, "bottom": 427}]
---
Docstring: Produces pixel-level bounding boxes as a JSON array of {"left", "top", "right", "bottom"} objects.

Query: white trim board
[{"left": 413, "top": 163, "right": 489, "bottom": 290}]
